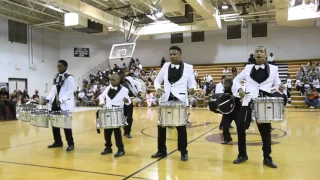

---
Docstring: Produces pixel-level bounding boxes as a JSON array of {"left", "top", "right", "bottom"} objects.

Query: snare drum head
[{"left": 209, "top": 93, "right": 235, "bottom": 114}]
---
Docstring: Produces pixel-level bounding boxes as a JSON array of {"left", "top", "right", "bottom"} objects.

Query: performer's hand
[
  {"left": 188, "top": 88, "right": 195, "bottom": 95},
  {"left": 238, "top": 88, "right": 245, "bottom": 98},
  {"left": 137, "top": 92, "right": 142, "bottom": 97},
  {"left": 156, "top": 88, "right": 163, "bottom": 98},
  {"left": 41, "top": 100, "right": 49, "bottom": 105},
  {"left": 123, "top": 98, "right": 129, "bottom": 103},
  {"left": 279, "top": 85, "right": 285, "bottom": 92}
]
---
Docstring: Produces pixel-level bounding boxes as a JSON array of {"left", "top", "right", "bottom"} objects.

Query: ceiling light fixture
[
  {"left": 155, "top": 12, "right": 164, "bottom": 18},
  {"left": 45, "top": 4, "right": 65, "bottom": 13},
  {"left": 222, "top": 2, "right": 228, "bottom": 9}
]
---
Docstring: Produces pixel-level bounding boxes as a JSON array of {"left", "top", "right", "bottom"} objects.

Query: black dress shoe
[
  {"left": 101, "top": 148, "right": 112, "bottom": 155},
  {"left": 181, "top": 153, "right": 188, "bottom": 161},
  {"left": 48, "top": 143, "right": 63, "bottom": 148},
  {"left": 66, "top": 145, "right": 74, "bottom": 152},
  {"left": 125, "top": 134, "right": 132, "bottom": 138},
  {"left": 114, "top": 150, "right": 125, "bottom": 157},
  {"left": 233, "top": 156, "right": 248, "bottom": 164},
  {"left": 151, "top": 151, "right": 167, "bottom": 158},
  {"left": 221, "top": 138, "right": 233, "bottom": 144},
  {"left": 263, "top": 158, "right": 277, "bottom": 168}
]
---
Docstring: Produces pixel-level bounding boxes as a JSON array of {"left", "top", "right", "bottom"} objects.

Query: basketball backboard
[{"left": 109, "top": 43, "right": 136, "bottom": 59}]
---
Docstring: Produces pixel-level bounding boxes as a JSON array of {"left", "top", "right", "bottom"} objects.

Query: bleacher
[
  {"left": 77, "top": 58, "right": 319, "bottom": 109},
  {"left": 143, "top": 59, "right": 319, "bottom": 109},
  {"left": 286, "top": 60, "right": 320, "bottom": 109}
]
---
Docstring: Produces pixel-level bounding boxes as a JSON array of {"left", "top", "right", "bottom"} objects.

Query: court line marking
[
  {"left": 123, "top": 125, "right": 219, "bottom": 180},
  {"left": 0, "top": 129, "right": 96, "bottom": 151},
  {"left": 0, "top": 161, "right": 149, "bottom": 180}
]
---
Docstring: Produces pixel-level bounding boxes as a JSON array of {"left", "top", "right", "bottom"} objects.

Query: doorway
[{"left": 8, "top": 78, "right": 28, "bottom": 94}]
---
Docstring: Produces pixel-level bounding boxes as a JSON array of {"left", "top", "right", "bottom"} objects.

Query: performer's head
[
  {"left": 110, "top": 74, "right": 121, "bottom": 87},
  {"left": 57, "top": 60, "right": 68, "bottom": 74},
  {"left": 169, "top": 45, "right": 182, "bottom": 64},
  {"left": 118, "top": 70, "right": 126, "bottom": 82},
  {"left": 254, "top": 46, "right": 267, "bottom": 65},
  {"left": 223, "top": 78, "right": 233, "bottom": 90},
  {"left": 0, "top": 86, "right": 6, "bottom": 92}
]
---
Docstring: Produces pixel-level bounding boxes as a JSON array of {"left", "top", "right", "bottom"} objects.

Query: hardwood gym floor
[{"left": 0, "top": 107, "right": 319, "bottom": 180}]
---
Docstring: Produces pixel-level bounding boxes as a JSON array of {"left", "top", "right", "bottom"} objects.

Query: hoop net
[{"left": 109, "top": 43, "right": 136, "bottom": 59}]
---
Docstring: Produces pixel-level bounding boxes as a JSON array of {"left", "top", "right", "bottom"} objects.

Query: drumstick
[{"left": 218, "top": 99, "right": 231, "bottom": 107}]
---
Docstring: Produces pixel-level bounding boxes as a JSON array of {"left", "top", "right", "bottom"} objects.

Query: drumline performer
[
  {"left": 215, "top": 75, "right": 234, "bottom": 130},
  {"left": 152, "top": 45, "right": 196, "bottom": 161},
  {"left": 44, "top": 60, "right": 75, "bottom": 152},
  {"left": 219, "top": 78, "right": 241, "bottom": 144},
  {"left": 232, "top": 46, "right": 281, "bottom": 168},
  {"left": 98, "top": 73, "right": 131, "bottom": 157},
  {"left": 118, "top": 70, "right": 142, "bottom": 138}
]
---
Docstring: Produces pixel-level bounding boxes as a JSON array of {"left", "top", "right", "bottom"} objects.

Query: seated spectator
[
  {"left": 0, "top": 86, "right": 17, "bottom": 120},
  {"left": 232, "top": 67, "right": 237, "bottom": 78},
  {"left": 160, "top": 57, "right": 166, "bottom": 67},
  {"left": 248, "top": 54, "right": 255, "bottom": 64},
  {"left": 129, "top": 58, "right": 135, "bottom": 69},
  {"left": 222, "top": 67, "right": 229, "bottom": 76},
  {"left": 21, "top": 89, "right": 30, "bottom": 104},
  {"left": 146, "top": 90, "right": 157, "bottom": 107},
  {"left": 32, "top": 90, "right": 40, "bottom": 104},
  {"left": 197, "top": 90, "right": 207, "bottom": 107},
  {"left": 305, "top": 87, "right": 318, "bottom": 109},
  {"left": 301, "top": 79, "right": 312, "bottom": 96},
  {"left": 295, "top": 79, "right": 302, "bottom": 91},
  {"left": 121, "top": 63, "right": 128, "bottom": 70},
  {"left": 189, "top": 91, "right": 199, "bottom": 108},
  {"left": 267, "top": 53, "right": 276, "bottom": 65}
]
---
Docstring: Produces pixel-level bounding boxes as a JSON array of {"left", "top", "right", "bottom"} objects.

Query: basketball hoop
[
  {"left": 117, "top": 49, "right": 127, "bottom": 57},
  {"left": 109, "top": 43, "right": 136, "bottom": 59}
]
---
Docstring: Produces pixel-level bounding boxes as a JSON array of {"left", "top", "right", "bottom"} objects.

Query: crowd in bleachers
[
  {"left": 75, "top": 57, "right": 244, "bottom": 108},
  {"left": 0, "top": 87, "right": 40, "bottom": 120},
  {"left": 294, "top": 61, "right": 320, "bottom": 108}
]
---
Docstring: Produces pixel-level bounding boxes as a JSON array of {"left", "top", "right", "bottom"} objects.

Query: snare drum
[
  {"left": 97, "top": 108, "right": 127, "bottom": 129},
  {"left": 30, "top": 110, "right": 49, "bottom": 128},
  {"left": 158, "top": 101, "right": 189, "bottom": 127},
  {"left": 49, "top": 111, "right": 72, "bottom": 129},
  {"left": 209, "top": 93, "right": 235, "bottom": 114},
  {"left": 251, "top": 97, "right": 284, "bottom": 123},
  {"left": 19, "top": 109, "right": 36, "bottom": 122}
]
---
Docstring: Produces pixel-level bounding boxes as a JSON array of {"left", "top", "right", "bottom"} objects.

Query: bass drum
[
  {"left": 133, "top": 78, "right": 147, "bottom": 97},
  {"left": 209, "top": 93, "right": 235, "bottom": 114}
]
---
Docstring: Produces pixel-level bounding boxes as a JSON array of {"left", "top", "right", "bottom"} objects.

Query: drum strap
[{"left": 244, "top": 103, "right": 253, "bottom": 129}]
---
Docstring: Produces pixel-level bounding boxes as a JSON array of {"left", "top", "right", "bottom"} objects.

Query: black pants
[
  {"left": 51, "top": 106, "right": 74, "bottom": 146},
  {"left": 157, "top": 125, "right": 187, "bottom": 153},
  {"left": 124, "top": 103, "right": 133, "bottom": 135},
  {"left": 287, "top": 88, "right": 292, "bottom": 99},
  {"left": 236, "top": 106, "right": 272, "bottom": 158},
  {"left": 52, "top": 127, "right": 74, "bottom": 146},
  {"left": 0, "top": 101, "right": 16, "bottom": 119},
  {"left": 222, "top": 98, "right": 241, "bottom": 140},
  {"left": 104, "top": 128, "right": 124, "bottom": 151}
]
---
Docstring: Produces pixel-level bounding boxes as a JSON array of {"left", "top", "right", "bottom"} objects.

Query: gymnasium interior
[{"left": 0, "top": 0, "right": 320, "bottom": 179}]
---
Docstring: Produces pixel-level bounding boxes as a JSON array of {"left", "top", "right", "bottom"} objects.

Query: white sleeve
[
  {"left": 46, "top": 85, "right": 56, "bottom": 104},
  {"left": 187, "top": 65, "right": 196, "bottom": 89},
  {"left": 215, "top": 84, "right": 224, "bottom": 94},
  {"left": 154, "top": 66, "right": 165, "bottom": 90},
  {"left": 99, "top": 88, "right": 108, "bottom": 105},
  {"left": 60, "top": 76, "right": 75, "bottom": 104},
  {"left": 124, "top": 89, "right": 132, "bottom": 106},
  {"left": 233, "top": 66, "right": 249, "bottom": 92}
]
